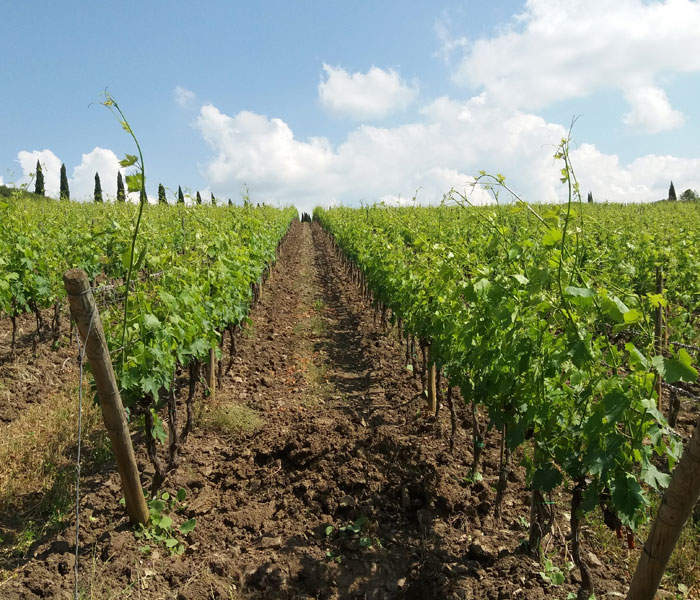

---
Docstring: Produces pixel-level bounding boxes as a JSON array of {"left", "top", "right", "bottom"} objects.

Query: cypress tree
[
  {"left": 211, "top": 192, "right": 216, "bottom": 206},
  {"left": 94, "top": 172, "right": 103, "bottom": 202},
  {"left": 196, "top": 191, "right": 202, "bottom": 205},
  {"left": 59, "top": 163, "right": 70, "bottom": 200},
  {"left": 117, "top": 172, "right": 126, "bottom": 203},
  {"left": 34, "top": 159, "right": 45, "bottom": 196},
  {"left": 228, "top": 198, "right": 233, "bottom": 206},
  {"left": 177, "top": 186, "right": 185, "bottom": 204},
  {"left": 668, "top": 181, "right": 677, "bottom": 201},
  {"left": 158, "top": 183, "right": 167, "bottom": 204},
  {"left": 587, "top": 191, "right": 593, "bottom": 204}
]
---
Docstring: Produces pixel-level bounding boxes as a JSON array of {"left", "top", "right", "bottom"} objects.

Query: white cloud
[
  {"left": 572, "top": 143, "right": 700, "bottom": 202},
  {"left": 195, "top": 96, "right": 700, "bottom": 216},
  {"left": 70, "top": 147, "right": 125, "bottom": 201},
  {"left": 452, "top": 0, "right": 700, "bottom": 130},
  {"left": 174, "top": 85, "right": 197, "bottom": 109},
  {"left": 0, "top": 175, "right": 4, "bottom": 186},
  {"left": 434, "top": 13, "right": 469, "bottom": 64},
  {"left": 318, "top": 64, "right": 418, "bottom": 120},
  {"left": 195, "top": 96, "right": 561, "bottom": 215},
  {"left": 622, "top": 86, "right": 685, "bottom": 133},
  {"left": 17, "top": 150, "right": 63, "bottom": 197}
]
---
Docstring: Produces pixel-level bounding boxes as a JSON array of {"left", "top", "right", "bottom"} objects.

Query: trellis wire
[{"left": 73, "top": 306, "right": 97, "bottom": 600}]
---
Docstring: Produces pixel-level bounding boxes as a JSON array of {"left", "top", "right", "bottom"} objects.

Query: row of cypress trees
[
  {"left": 34, "top": 160, "right": 71, "bottom": 200},
  {"left": 32, "top": 159, "right": 225, "bottom": 204},
  {"left": 163, "top": 185, "right": 218, "bottom": 206},
  {"left": 35, "top": 158, "right": 693, "bottom": 205}
]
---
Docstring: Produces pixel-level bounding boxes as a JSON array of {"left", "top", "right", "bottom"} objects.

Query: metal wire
[{"left": 73, "top": 308, "right": 97, "bottom": 600}]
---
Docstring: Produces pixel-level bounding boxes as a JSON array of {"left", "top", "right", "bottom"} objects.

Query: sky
[{"left": 2, "top": 0, "right": 700, "bottom": 215}]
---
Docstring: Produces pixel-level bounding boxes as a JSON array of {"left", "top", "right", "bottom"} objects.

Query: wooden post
[
  {"left": 626, "top": 418, "right": 700, "bottom": 599},
  {"left": 207, "top": 346, "right": 216, "bottom": 401},
  {"left": 655, "top": 266, "right": 664, "bottom": 411},
  {"left": 63, "top": 269, "right": 149, "bottom": 525},
  {"left": 427, "top": 344, "right": 437, "bottom": 414}
]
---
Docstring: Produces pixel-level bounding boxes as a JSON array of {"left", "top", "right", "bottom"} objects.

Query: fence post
[
  {"left": 63, "top": 269, "right": 149, "bottom": 525},
  {"left": 427, "top": 344, "right": 437, "bottom": 414},
  {"left": 626, "top": 416, "right": 700, "bottom": 599},
  {"left": 207, "top": 346, "right": 216, "bottom": 401}
]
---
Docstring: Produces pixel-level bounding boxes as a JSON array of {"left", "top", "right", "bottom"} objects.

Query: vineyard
[{"left": 1, "top": 182, "right": 700, "bottom": 599}]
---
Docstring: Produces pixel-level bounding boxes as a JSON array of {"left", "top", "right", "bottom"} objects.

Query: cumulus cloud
[
  {"left": 622, "top": 86, "right": 685, "bottom": 133},
  {"left": 453, "top": 0, "right": 700, "bottom": 131},
  {"left": 194, "top": 96, "right": 700, "bottom": 216},
  {"left": 194, "top": 97, "right": 555, "bottom": 215},
  {"left": 17, "top": 150, "right": 63, "bottom": 197},
  {"left": 174, "top": 85, "right": 197, "bottom": 109},
  {"left": 318, "top": 64, "right": 418, "bottom": 120},
  {"left": 572, "top": 143, "right": 700, "bottom": 202},
  {"left": 15, "top": 147, "right": 125, "bottom": 201},
  {"left": 70, "top": 147, "right": 125, "bottom": 201}
]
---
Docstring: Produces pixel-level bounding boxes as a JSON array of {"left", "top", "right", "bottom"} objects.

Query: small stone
[
  {"left": 401, "top": 487, "right": 411, "bottom": 512},
  {"left": 588, "top": 551, "right": 603, "bottom": 568},
  {"left": 260, "top": 536, "right": 282, "bottom": 549},
  {"left": 339, "top": 495, "right": 356, "bottom": 508}
]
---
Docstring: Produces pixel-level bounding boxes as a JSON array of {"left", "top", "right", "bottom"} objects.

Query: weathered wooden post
[
  {"left": 207, "top": 346, "right": 216, "bottom": 401},
  {"left": 626, "top": 418, "right": 700, "bottom": 599},
  {"left": 63, "top": 269, "right": 149, "bottom": 525},
  {"left": 427, "top": 344, "right": 437, "bottom": 414}
]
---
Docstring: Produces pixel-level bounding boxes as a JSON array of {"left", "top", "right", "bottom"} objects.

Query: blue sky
[{"left": 2, "top": 1, "right": 700, "bottom": 214}]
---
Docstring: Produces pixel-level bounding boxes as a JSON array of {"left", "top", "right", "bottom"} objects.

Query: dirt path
[{"left": 2, "top": 221, "right": 632, "bottom": 599}]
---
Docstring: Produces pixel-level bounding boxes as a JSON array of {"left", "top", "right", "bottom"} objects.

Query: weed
[
  {"left": 325, "top": 549, "right": 343, "bottom": 564},
  {"left": 199, "top": 403, "right": 263, "bottom": 436},
  {"left": 132, "top": 488, "right": 196, "bottom": 556},
  {"left": 242, "top": 319, "right": 256, "bottom": 339},
  {"left": 0, "top": 382, "right": 103, "bottom": 509},
  {"left": 0, "top": 382, "right": 108, "bottom": 566},
  {"left": 325, "top": 517, "right": 382, "bottom": 551},
  {"left": 538, "top": 556, "right": 571, "bottom": 586}
]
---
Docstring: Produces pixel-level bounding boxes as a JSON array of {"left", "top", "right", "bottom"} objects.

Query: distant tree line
[
  {"left": 27, "top": 163, "right": 700, "bottom": 205},
  {"left": 27, "top": 160, "right": 234, "bottom": 205},
  {"left": 584, "top": 181, "right": 699, "bottom": 204}
]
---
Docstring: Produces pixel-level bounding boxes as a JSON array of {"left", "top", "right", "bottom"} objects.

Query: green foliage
[
  {"left": 669, "top": 181, "right": 677, "bottom": 201},
  {"left": 59, "top": 163, "right": 69, "bottom": 200},
  {"left": 34, "top": 160, "right": 44, "bottom": 196},
  {"left": 680, "top": 189, "right": 698, "bottom": 202},
  {"left": 314, "top": 138, "right": 698, "bottom": 546},
  {"left": 539, "top": 557, "right": 571, "bottom": 585},
  {"left": 177, "top": 186, "right": 184, "bottom": 204},
  {"left": 93, "top": 172, "right": 103, "bottom": 203},
  {"left": 133, "top": 488, "right": 196, "bottom": 555},
  {"left": 324, "top": 516, "right": 380, "bottom": 551},
  {"left": 158, "top": 183, "right": 167, "bottom": 205}
]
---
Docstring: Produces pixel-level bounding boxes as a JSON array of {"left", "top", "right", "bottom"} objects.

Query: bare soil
[
  {"left": 0, "top": 307, "right": 76, "bottom": 423},
  {"left": 0, "top": 221, "right": 695, "bottom": 599}
]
